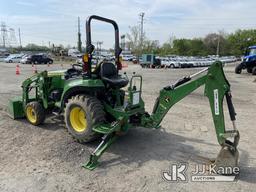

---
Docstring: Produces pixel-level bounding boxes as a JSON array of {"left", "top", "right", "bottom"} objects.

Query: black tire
[
  {"left": 64, "top": 95, "right": 105, "bottom": 143},
  {"left": 252, "top": 67, "right": 256, "bottom": 75},
  {"left": 235, "top": 64, "right": 243, "bottom": 74},
  {"left": 25, "top": 101, "right": 46, "bottom": 126},
  {"left": 9, "top": 60, "right": 13, "bottom": 63},
  {"left": 170, "top": 64, "right": 175, "bottom": 68},
  {"left": 48, "top": 60, "right": 53, "bottom": 64},
  {"left": 247, "top": 68, "right": 253, "bottom": 73}
]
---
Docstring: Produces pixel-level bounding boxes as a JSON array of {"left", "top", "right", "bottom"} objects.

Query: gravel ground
[{"left": 0, "top": 61, "right": 255, "bottom": 192}]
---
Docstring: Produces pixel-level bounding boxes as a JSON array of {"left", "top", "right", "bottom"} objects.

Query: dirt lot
[{"left": 0, "top": 61, "right": 255, "bottom": 192}]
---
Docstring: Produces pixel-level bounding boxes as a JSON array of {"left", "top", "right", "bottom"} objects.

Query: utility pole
[
  {"left": 216, "top": 34, "right": 220, "bottom": 57},
  {"left": 98, "top": 41, "right": 103, "bottom": 52},
  {"left": 77, "top": 17, "right": 82, "bottom": 52},
  {"left": 18, "top": 28, "right": 22, "bottom": 47},
  {"left": 139, "top": 12, "right": 145, "bottom": 47},
  {"left": 139, "top": 12, "right": 145, "bottom": 54},
  {"left": 121, "top": 35, "right": 125, "bottom": 50},
  {"left": 1, "top": 22, "right": 7, "bottom": 48},
  {"left": 140, "top": 12, "right": 145, "bottom": 45}
]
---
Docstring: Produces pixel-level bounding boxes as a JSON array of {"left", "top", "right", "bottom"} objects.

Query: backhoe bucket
[
  {"left": 213, "top": 145, "right": 239, "bottom": 175},
  {"left": 8, "top": 96, "right": 25, "bottom": 119}
]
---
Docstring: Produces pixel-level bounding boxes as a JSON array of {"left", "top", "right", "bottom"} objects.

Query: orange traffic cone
[
  {"left": 32, "top": 64, "right": 37, "bottom": 74},
  {"left": 122, "top": 63, "right": 128, "bottom": 68},
  {"left": 16, "top": 64, "right": 20, "bottom": 75}
]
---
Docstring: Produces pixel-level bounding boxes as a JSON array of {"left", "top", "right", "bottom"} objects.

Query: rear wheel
[
  {"left": 247, "top": 68, "right": 253, "bottom": 73},
  {"left": 25, "top": 101, "right": 46, "bottom": 125},
  {"left": 252, "top": 67, "right": 256, "bottom": 75},
  {"left": 64, "top": 95, "right": 105, "bottom": 143}
]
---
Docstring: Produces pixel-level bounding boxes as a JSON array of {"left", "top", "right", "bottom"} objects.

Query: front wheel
[
  {"left": 64, "top": 95, "right": 105, "bottom": 143},
  {"left": 25, "top": 102, "right": 46, "bottom": 125},
  {"left": 235, "top": 64, "right": 243, "bottom": 74}
]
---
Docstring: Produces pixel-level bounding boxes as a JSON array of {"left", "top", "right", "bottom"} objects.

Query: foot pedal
[
  {"left": 52, "top": 109, "right": 61, "bottom": 117},
  {"left": 82, "top": 154, "right": 99, "bottom": 170}
]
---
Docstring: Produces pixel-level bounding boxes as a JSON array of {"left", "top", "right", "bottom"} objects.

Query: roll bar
[{"left": 85, "top": 15, "right": 122, "bottom": 76}]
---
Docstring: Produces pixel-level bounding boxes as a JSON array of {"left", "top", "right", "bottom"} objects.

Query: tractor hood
[
  {"left": 243, "top": 55, "right": 256, "bottom": 62},
  {"left": 47, "top": 70, "right": 67, "bottom": 77}
]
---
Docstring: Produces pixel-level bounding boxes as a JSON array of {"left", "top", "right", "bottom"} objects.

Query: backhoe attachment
[
  {"left": 83, "top": 61, "right": 239, "bottom": 172},
  {"left": 142, "top": 61, "right": 239, "bottom": 174}
]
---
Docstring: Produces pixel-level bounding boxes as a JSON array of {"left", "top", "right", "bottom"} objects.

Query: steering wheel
[
  {"left": 72, "top": 63, "right": 83, "bottom": 70},
  {"left": 65, "top": 64, "right": 83, "bottom": 79}
]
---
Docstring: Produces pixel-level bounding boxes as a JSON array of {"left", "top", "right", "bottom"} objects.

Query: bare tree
[{"left": 126, "top": 25, "right": 145, "bottom": 56}]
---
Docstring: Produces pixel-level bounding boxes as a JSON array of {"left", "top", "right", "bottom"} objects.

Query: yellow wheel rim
[
  {"left": 70, "top": 106, "right": 87, "bottom": 132},
  {"left": 26, "top": 106, "right": 37, "bottom": 123}
]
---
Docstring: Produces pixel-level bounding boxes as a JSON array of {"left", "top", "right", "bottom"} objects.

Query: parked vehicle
[
  {"left": 122, "top": 55, "right": 134, "bottom": 61},
  {"left": 4, "top": 54, "right": 24, "bottom": 63},
  {"left": 68, "top": 49, "right": 82, "bottom": 58},
  {"left": 160, "top": 58, "right": 170, "bottom": 68},
  {"left": 20, "top": 55, "right": 31, "bottom": 64},
  {"left": 141, "top": 55, "right": 237, "bottom": 69},
  {"left": 25, "top": 54, "right": 53, "bottom": 64},
  {"left": 0, "top": 55, "right": 8, "bottom": 62},
  {"left": 140, "top": 54, "right": 161, "bottom": 68},
  {"left": 235, "top": 46, "right": 256, "bottom": 75}
]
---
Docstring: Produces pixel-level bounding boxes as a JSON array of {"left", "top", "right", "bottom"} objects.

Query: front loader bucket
[{"left": 8, "top": 96, "right": 25, "bottom": 119}]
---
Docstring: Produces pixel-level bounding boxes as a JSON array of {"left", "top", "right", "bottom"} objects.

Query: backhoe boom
[{"left": 141, "top": 61, "right": 239, "bottom": 172}]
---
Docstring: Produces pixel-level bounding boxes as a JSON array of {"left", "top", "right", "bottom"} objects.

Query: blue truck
[{"left": 235, "top": 46, "right": 256, "bottom": 75}]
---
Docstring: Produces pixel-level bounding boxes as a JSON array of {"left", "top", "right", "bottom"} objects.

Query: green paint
[{"left": 8, "top": 61, "right": 239, "bottom": 170}]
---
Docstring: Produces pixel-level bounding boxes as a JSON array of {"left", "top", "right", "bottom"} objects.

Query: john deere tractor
[{"left": 8, "top": 15, "right": 239, "bottom": 172}]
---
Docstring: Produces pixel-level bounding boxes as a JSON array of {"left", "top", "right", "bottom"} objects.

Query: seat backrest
[{"left": 100, "top": 62, "right": 117, "bottom": 78}]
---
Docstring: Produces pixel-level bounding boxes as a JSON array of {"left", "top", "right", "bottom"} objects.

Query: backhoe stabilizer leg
[{"left": 82, "top": 133, "right": 118, "bottom": 170}]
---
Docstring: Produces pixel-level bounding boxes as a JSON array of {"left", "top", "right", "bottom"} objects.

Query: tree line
[
  {"left": 7, "top": 28, "right": 256, "bottom": 57},
  {"left": 127, "top": 27, "right": 256, "bottom": 56}
]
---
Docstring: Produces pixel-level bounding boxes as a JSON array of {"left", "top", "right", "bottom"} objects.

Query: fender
[{"left": 60, "top": 79, "right": 105, "bottom": 110}]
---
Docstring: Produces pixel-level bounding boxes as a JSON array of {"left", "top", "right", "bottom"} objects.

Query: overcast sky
[{"left": 0, "top": 0, "right": 256, "bottom": 48}]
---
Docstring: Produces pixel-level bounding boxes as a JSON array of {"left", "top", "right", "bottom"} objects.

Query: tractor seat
[{"left": 100, "top": 62, "right": 129, "bottom": 88}]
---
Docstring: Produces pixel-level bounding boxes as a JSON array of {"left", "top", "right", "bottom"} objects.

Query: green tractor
[{"left": 8, "top": 15, "right": 239, "bottom": 172}]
